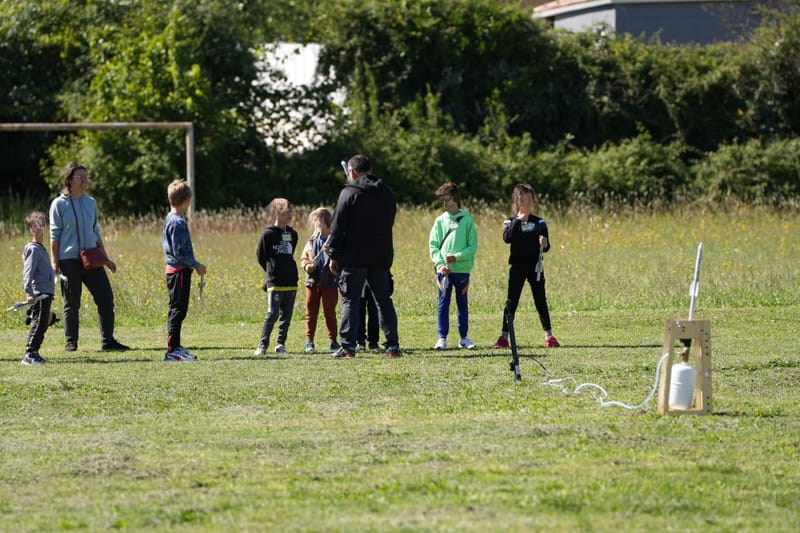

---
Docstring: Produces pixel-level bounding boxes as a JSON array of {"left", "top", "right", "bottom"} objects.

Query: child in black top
[
  {"left": 255, "top": 198, "right": 299, "bottom": 355},
  {"left": 21, "top": 211, "right": 56, "bottom": 365},
  {"left": 493, "top": 184, "right": 560, "bottom": 349}
]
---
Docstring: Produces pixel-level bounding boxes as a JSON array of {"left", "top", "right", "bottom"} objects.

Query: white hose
[{"left": 542, "top": 352, "right": 671, "bottom": 410}]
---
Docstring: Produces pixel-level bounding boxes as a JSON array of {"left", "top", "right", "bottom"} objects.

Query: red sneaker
[
  {"left": 386, "top": 348, "right": 402, "bottom": 359},
  {"left": 545, "top": 335, "right": 560, "bottom": 348},
  {"left": 493, "top": 336, "right": 510, "bottom": 349}
]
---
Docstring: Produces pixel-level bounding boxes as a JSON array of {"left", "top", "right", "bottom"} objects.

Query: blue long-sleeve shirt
[
  {"left": 163, "top": 212, "right": 200, "bottom": 271},
  {"left": 49, "top": 194, "right": 102, "bottom": 260}
]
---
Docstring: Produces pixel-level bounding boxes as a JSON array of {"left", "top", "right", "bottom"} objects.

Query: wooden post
[{"left": 657, "top": 319, "right": 712, "bottom": 415}]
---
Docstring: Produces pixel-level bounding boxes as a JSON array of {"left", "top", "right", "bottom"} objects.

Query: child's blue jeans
[{"left": 436, "top": 272, "right": 470, "bottom": 339}]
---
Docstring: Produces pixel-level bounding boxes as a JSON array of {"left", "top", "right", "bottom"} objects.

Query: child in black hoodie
[{"left": 255, "top": 198, "right": 298, "bottom": 355}]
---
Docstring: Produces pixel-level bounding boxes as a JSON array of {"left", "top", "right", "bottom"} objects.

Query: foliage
[
  {"left": 313, "top": 0, "right": 575, "bottom": 142},
  {"left": 3, "top": 0, "right": 800, "bottom": 210},
  {"left": 694, "top": 137, "right": 800, "bottom": 204},
  {"left": 1, "top": 0, "right": 295, "bottom": 213},
  {"left": 41, "top": 0, "right": 284, "bottom": 213},
  {"left": 735, "top": 6, "right": 800, "bottom": 138},
  {"left": 0, "top": 0, "right": 75, "bottom": 199},
  {"left": 565, "top": 133, "right": 692, "bottom": 206}
]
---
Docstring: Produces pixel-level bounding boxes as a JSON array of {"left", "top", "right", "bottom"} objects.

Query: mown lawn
[{"left": 1, "top": 207, "right": 798, "bottom": 531}]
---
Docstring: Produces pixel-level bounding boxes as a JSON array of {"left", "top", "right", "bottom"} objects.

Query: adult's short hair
[
  {"left": 167, "top": 179, "right": 193, "bottom": 207},
  {"left": 347, "top": 154, "right": 372, "bottom": 175}
]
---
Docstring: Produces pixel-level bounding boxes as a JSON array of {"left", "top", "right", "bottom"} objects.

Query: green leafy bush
[
  {"left": 694, "top": 137, "right": 800, "bottom": 204},
  {"left": 564, "top": 133, "right": 691, "bottom": 205}
]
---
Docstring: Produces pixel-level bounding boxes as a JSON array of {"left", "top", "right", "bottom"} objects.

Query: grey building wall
[{"left": 539, "top": 1, "right": 762, "bottom": 44}]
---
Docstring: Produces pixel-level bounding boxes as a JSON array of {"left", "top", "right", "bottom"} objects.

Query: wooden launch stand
[{"left": 657, "top": 319, "right": 712, "bottom": 415}]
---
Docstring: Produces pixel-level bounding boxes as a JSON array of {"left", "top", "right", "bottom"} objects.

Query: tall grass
[{"left": 2, "top": 205, "right": 797, "bottom": 331}]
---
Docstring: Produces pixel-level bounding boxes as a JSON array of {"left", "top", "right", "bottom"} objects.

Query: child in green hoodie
[{"left": 428, "top": 182, "right": 478, "bottom": 351}]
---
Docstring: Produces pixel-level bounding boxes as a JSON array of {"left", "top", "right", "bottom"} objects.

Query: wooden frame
[{"left": 657, "top": 319, "right": 712, "bottom": 415}]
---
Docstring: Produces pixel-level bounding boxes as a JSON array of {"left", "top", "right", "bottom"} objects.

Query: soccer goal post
[{"left": 0, "top": 121, "right": 195, "bottom": 216}]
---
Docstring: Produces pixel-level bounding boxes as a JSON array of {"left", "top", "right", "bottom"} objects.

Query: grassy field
[{"left": 1, "top": 206, "right": 799, "bottom": 531}]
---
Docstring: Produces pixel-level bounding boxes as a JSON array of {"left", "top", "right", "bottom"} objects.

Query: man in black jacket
[{"left": 327, "top": 154, "right": 401, "bottom": 358}]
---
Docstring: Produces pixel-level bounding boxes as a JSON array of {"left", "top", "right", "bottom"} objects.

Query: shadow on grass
[
  {"left": 566, "top": 343, "right": 662, "bottom": 349},
  {"left": 227, "top": 355, "right": 289, "bottom": 361},
  {"left": 55, "top": 356, "right": 154, "bottom": 364},
  {"left": 422, "top": 350, "right": 546, "bottom": 360}
]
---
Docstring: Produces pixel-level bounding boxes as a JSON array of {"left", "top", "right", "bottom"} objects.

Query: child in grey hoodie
[{"left": 21, "top": 211, "right": 56, "bottom": 365}]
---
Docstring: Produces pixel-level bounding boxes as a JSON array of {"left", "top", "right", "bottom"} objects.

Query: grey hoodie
[{"left": 22, "top": 242, "right": 55, "bottom": 297}]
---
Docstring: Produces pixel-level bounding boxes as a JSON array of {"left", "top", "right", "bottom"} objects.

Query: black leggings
[{"left": 501, "top": 264, "right": 551, "bottom": 333}]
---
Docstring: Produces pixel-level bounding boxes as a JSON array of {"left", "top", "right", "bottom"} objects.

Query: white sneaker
[
  {"left": 253, "top": 344, "right": 266, "bottom": 356},
  {"left": 275, "top": 344, "right": 287, "bottom": 354},
  {"left": 459, "top": 337, "right": 476, "bottom": 350},
  {"left": 433, "top": 338, "right": 447, "bottom": 350},
  {"left": 164, "top": 350, "right": 192, "bottom": 362},
  {"left": 176, "top": 346, "right": 197, "bottom": 360}
]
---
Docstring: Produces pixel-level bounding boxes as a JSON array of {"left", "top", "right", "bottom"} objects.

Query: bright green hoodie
[{"left": 428, "top": 209, "right": 478, "bottom": 274}]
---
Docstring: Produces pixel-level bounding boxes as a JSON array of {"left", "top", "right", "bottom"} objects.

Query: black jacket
[
  {"left": 502, "top": 214, "right": 550, "bottom": 265},
  {"left": 328, "top": 175, "right": 396, "bottom": 268}
]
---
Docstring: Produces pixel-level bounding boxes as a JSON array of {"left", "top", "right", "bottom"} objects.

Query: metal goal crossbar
[{"left": 0, "top": 122, "right": 195, "bottom": 216}]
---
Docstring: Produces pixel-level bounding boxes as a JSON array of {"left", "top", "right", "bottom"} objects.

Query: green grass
[{"left": 1, "top": 207, "right": 799, "bottom": 531}]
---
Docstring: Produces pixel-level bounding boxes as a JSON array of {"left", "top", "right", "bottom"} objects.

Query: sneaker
[
  {"left": 493, "top": 335, "right": 510, "bottom": 349},
  {"left": 329, "top": 340, "right": 340, "bottom": 351},
  {"left": 386, "top": 346, "right": 402, "bottom": 359},
  {"left": 253, "top": 344, "right": 267, "bottom": 356},
  {"left": 304, "top": 341, "right": 315, "bottom": 353},
  {"left": 163, "top": 350, "right": 191, "bottom": 362},
  {"left": 332, "top": 346, "right": 355, "bottom": 359},
  {"left": 368, "top": 342, "right": 381, "bottom": 352},
  {"left": 355, "top": 342, "right": 366, "bottom": 352},
  {"left": 175, "top": 346, "right": 197, "bottom": 361},
  {"left": 459, "top": 337, "right": 476, "bottom": 350},
  {"left": 433, "top": 338, "right": 447, "bottom": 350},
  {"left": 65, "top": 341, "right": 78, "bottom": 352},
  {"left": 275, "top": 344, "right": 287, "bottom": 354},
  {"left": 21, "top": 353, "right": 43, "bottom": 365},
  {"left": 545, "top": 335, "right": 560, "bottom": 348},
  {"left": 102, "top": 339, "right": 130, "bottom": 352}
]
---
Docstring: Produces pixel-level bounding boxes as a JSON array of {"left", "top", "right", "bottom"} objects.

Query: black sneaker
[
  {"left": 102, "top": 339, "right": 130, "bottom": 352},
  {"left": 332, "top": 346, "right": 355, "bottom": 359},
  {"left": 65, "top": 342, "right": 78, "bottom": 352}
]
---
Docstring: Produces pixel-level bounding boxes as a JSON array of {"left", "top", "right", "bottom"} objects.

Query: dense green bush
[
  {"left": 694, "top": 137, "right": 800, "bottom": 204},
  {"left": 3, "top": 0, "right": 800, "bottom": 212},
  {"left": 565, "top": 133, "right": 692, "bottom": 205}
]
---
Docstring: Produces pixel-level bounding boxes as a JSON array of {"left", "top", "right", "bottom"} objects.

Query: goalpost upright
[{"left": 0, "top": 122, "right": 195, "bottom": 217}]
